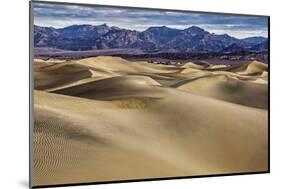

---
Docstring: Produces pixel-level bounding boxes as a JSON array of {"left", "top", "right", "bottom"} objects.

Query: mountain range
[{"left": 34, "top": 24, "right": 268, "bottom": 53}]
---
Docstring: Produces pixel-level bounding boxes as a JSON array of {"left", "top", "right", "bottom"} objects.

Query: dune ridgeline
[{"left": 33, "top": 56, "right": 268, "bottom": 186}]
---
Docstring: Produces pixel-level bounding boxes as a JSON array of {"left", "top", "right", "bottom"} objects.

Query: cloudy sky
[{"left": 33, "top": 2, "right": 268, "bottom": 39}]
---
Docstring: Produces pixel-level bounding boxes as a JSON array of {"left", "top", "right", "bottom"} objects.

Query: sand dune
[
  {"left": 53, "top": 75, "right": 163, "bottom": 100},
  {"left": 34, "top": 61, "right": 92, "bottom": 90},
  {"left": 232, "top": 60, "right": 269, "bottom": 76},
  {"left": 176, "top": 74, "right": 268, "bottom": 109},
  {"left": 207, "top": 64, "right": 229, "bottom": 70},
  {"left": 181, "top": 62, "right": 206, "bottom": 69},
  {"left": 33, "top": 56, "right": 268, "bottom": 186},
  {"left": 34, "top": 88, "right": 267, "bottom": 186},
  {"left": 34, "top": 56, "right": 181, "bottom": 91},
  {"left": 261, "top": 71, "right": 268, "bottom": 77},
  {"left": 78, "top": 56, "right": 179, "bottom": 74},
  {"left": 244, "top": 61, "right": 268, "bottom": 75}
]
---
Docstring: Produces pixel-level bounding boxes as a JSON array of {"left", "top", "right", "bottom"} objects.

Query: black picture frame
[{"left": 29, "top": 1, "right": 270, "bottom": 188}]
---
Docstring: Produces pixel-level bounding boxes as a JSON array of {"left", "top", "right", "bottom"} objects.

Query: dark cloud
[{"left": 33, "top": 2, "right": 268, "bottom": 38}]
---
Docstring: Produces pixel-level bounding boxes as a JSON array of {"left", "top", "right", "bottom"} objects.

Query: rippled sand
[{"left": 32, "top": 56, "right": 268, "bottom": 186}]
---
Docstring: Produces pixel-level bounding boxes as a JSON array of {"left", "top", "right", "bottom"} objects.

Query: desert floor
[{"left": 32, "top": 56, "right": 268, "bottom": 186}]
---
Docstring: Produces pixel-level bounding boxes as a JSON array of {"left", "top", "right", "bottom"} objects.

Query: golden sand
[{"left": 32, "top": 56, "right": 268, "bottom": 186}]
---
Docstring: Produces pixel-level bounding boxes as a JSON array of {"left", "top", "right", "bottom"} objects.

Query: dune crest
[
  {"left": 176, "top": 74, "right": 268, "bottom": 109},
  {"left": 239, "top": 61, "right": 268, "bottom": 75},
  {"left": 54, "top": 75, "right": 163, "bottom": 100},
  {"left": 181, "top": 62, "right": 205, "bottom": 69}
]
